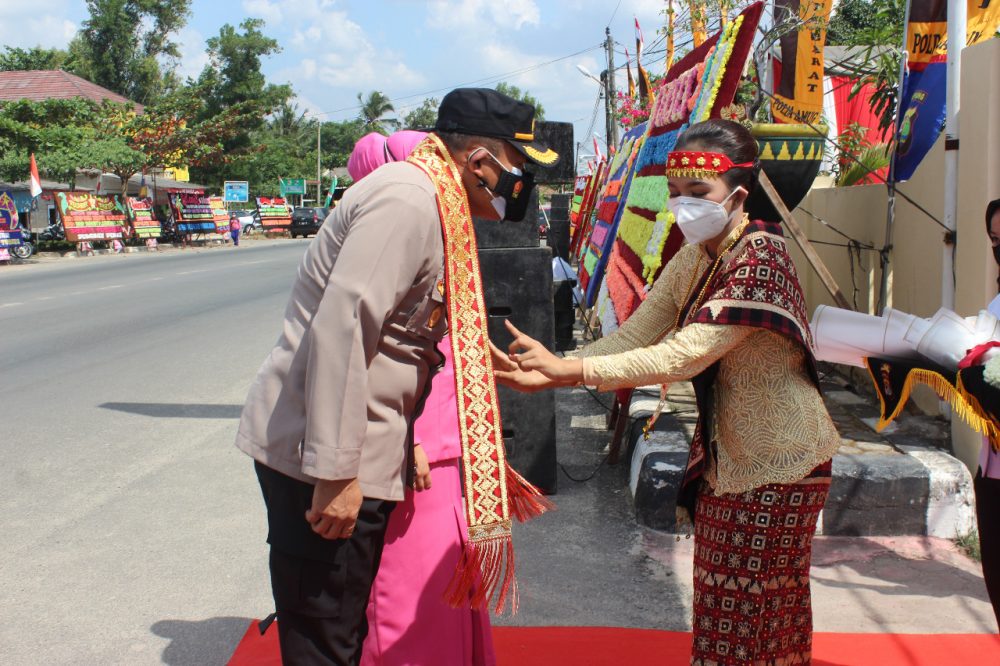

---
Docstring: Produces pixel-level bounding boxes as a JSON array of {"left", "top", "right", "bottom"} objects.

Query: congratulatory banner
[{"left": 771, "top": 0, "right": 833, "bottom": 125}]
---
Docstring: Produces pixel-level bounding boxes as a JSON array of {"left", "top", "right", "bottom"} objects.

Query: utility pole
[
  {"left": 604, "top": 27, "right": 619, "bottom": 156},
  {"left": 941, "top": 0, "right": 966, "bottom": 311},
  {"left": 316, "top": 120, "right": 322, "bottom": 205}
]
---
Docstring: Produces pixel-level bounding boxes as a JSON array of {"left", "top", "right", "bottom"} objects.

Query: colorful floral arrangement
[{"left": 595, "top": 1, "right": 763, "bottom": 334}]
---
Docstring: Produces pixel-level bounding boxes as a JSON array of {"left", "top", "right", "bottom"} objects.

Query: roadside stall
[
  {"left": 0, "top": 190, "right": 23, "bottom": 262},
  {"left": 53, "top": 191, "right": 127, "bottom": 252},
  {"left": 255, "top": 196, "right": 292, "bottom": 233}
]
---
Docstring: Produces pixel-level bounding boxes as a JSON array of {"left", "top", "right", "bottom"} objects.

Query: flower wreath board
[
  {"left": 0, "top": 190, "right": 22, "bottom": 261},
  {"left": 169, "top": 190, "right": 219, "bottom": 235},
  {"left": 54, "top": 192, "right": 127, "bottom": 243},
  {"left": 126, "top": 197, "right": 161, "bottom": 239},
  {"left": 596, "top": 1, "right": 763, "bottom": 334},
  {"left": 571, "top": 159, "right": 607, "bottom": 261},
  {"left": 578, "top": 122, "right": 647, "bottom": 308},
  {"left": 256, "top": 197, "right": 292, "bottom": 232}
]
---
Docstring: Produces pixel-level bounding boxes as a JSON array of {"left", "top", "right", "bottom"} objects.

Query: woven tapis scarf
[{"left": 407, "top": 134, "right": 551, "bottom": 613}]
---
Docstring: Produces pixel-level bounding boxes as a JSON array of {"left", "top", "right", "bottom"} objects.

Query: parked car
[
  {"left": 232, "top": 209, "right": 262, "bottom": 235},
  {"left": 289, "top": 207, "right": 328, "bottom": 238}
]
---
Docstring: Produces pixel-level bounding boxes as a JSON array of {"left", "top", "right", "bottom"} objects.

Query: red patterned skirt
[{"left": 691, "top": 461, "right": 832, "bottom": 666}]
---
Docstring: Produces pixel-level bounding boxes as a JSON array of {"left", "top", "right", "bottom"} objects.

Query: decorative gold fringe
[
  {"left": 865, "top": 360, "right": 1000, "bottom": 451},
  {"left": 956, "top": 373, "right": 1000, "bottom": 452},
  {"left": 505, "top": 463, "right": 554, "bottom": 523},
  {"left": 665, "top": 167, "right": 722, "bottom": 180}
]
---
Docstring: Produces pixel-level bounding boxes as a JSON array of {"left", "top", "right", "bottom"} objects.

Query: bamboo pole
[{"left": 757, "top": 170, "right": 852, "bottom": 310}]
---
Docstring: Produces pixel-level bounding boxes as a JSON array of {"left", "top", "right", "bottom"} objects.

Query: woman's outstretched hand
[
  {"left": 505, "top": 320, "right": 584, "bottom": 385},
  {"left": 492, "top": 339, "right": 558, "bottom": 392}
]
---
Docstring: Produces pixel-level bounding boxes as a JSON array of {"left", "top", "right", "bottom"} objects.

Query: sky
[{"left": 1, "top": 0, "right": 678, "bottom": 167}]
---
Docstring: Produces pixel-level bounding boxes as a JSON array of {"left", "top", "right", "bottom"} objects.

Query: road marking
[
  {"left": 237, "top": 259, "right": 276, "bottom": 266},
  {"left": 98, "top": 284, "right": 123, "bottom": 290},
  {"left": 176, "top": 269, "right": 209, "bottom": 275},
  {"left": 1, "top": 302, "right": 24, "bottom": 308},
  {"left": 37, "top": 296, "right": 54, "bottom": 301}
]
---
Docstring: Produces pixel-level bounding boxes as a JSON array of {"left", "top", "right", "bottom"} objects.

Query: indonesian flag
[
  {"left": 593, "top": 135, "right": 603, "bottom": 163},
  {"left": 634, "top": 17, "right": 644, "bottom": 53},
  {"left": 29, "top": 153, "right": 42, "bottom": 198}
]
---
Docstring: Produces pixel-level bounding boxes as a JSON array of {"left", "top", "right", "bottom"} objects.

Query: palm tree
[{"left": 357, "top": 91, "right": 397, "bottom": 133}]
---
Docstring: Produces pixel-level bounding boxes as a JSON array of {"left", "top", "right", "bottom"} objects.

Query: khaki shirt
[{"left": 235, "top": 162, "right": 448, "bottom": 501}]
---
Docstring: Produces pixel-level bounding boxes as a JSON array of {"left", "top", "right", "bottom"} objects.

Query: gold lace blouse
[{"left": 581, "top": 243, "right": 841, "bottom": 494}]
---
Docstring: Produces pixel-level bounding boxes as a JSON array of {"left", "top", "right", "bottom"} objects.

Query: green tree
[
  {"left": 0, "top": 98, "right": 99, "bottom": 187},
  {"left": 495, "top": 82, "right": 545, "bottom": 120},
  {"left": 357, "top": 90, "right": 397, "bottom": 133},
  {"left": 402, "top": 98, "right": 438, "bottom": 130},
  {"left": 827, "top": 0, "right": 879, "bottom": 45},
  {"left": 191, "top": 19, "right": 292, "bottom": 188},
  {"left": 320, "top": 118, "right": 366, "bottom": 170},
  {"left": 78, "top": 0, "right": 193, "bottom": 104},
  {"left": 0, "top": 46, "right": 82, "bottom": 73}
]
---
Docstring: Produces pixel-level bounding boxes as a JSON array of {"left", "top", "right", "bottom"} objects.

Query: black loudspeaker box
[
  {"left": 533, "top": 121, "right": 575, "bottom": 185},
  {"left": 473, "top": 188, "right": 539, "bottom": 249},
  {"left": 478, "top": 245, "right": 558, "bottom": 494},
  {"left": 547, "top": 192, "right": 572, "bottom": 262}
]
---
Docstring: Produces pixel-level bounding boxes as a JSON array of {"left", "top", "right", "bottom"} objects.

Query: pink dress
[{"left": 361, "top": 337, "right": 497, "bottom": 666}]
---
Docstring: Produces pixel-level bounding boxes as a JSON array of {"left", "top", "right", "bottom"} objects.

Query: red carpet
[{"left": 228, "top": 622, "right": 1000, "bottom": 665}]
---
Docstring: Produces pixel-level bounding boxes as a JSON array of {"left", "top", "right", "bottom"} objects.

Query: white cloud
[
  {"left": 172, "top": 27, "right": 210, "bottom": 81},
  {"left": 242, "top": 0, "right": 286, "bottom": 26},
  {"left": 258, "top": 0, "right": 425, "bottom": 97},
  {"left": 426, "top": 0, "right": 540, "bottom": 31},
  {"left": 0, "top": 1, "right": 78, "bottom": 51}
]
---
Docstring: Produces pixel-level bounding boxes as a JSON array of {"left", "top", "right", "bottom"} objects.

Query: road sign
[
  {"left": 279, "top": 178, "right": 307, "bottom": 196},
  {"left": 224, "top": 181, "right": 249, "bottom": 203}
]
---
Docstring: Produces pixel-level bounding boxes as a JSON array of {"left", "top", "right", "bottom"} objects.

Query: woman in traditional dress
[
  {"left": 976, "top": 197, "right": 1000, "bottom": 626},
  {"left": 346, "top": 130, "right": 497, "bottom": 666},
  {"left": 498, "top": 118, "right": 842, "bottom": 665}
]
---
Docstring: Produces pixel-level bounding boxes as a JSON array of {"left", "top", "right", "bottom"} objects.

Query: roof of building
[{"left": 0, "top": 70, "right": 141, "bottom": 110}]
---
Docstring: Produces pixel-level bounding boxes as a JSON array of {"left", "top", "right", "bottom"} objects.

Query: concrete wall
[{"left": 787, "top": 39, "right": 1000, "bottom": 470}]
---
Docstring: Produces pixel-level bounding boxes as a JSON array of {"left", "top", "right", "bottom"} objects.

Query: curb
[{"left": 626, "top": 389, "right": 977, "bottom": 538}]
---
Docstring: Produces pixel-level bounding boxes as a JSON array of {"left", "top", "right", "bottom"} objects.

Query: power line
[{"left": 311, "top": 43, "right": 604, "bottom": 120}]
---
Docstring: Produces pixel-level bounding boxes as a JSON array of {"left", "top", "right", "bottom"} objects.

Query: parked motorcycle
[
  {"left": 38, "top": 220, "right": 65, "bottom": 242},
  {"left": 11, "top": 225, "right": 33, "bottom": 259}
]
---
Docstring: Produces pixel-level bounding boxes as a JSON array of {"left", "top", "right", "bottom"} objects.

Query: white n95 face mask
[{"left": 668, "top": 187, "right": 744, "bottom": 245}]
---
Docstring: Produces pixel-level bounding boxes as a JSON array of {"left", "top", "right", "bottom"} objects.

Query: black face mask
[
  {"left": 491, "top": 167, "right": 535, "bottom": 222},
  {"left": 473, "top": 148, "right": 536, "bottom": 222}
]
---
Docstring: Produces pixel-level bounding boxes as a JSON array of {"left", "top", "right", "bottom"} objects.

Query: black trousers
[
  {"left": 255, "top": 462, "right": 394, "bottom": 665},
  {"left": 975, "top": 469, "right": 1000, "bottom": 629}
]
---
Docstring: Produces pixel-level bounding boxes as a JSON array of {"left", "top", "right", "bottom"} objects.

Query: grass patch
[{"left": 956, "top": 530, "right": 982, "bottom": 562}]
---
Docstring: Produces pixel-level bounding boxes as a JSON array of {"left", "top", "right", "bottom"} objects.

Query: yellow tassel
[{"left": 866, "top": 359, "right": 1000, "bottom": 451}]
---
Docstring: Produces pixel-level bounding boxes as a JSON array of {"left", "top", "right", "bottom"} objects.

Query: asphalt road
[
  {"left": 0, "top": 241, "right": 684, "bottom": 665},
  {"left": 1, "top": 241, "right": 307, "bottom": 665}
]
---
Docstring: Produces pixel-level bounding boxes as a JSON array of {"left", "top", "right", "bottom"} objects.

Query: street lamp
[
  {"left": 576, "top": 64, "right": 602, "bottom": 85},
  {"left": 577, "top": 65, "right": 615, "bottom": 157}
]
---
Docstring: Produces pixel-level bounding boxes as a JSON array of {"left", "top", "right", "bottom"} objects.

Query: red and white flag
[
  {"left": 29, "top": 153, "right": 42, "bottom": 198},
  {"left": 634, "top": 17, "right": 644, "bottom": 54},
  {"left": 592, "top": 135, "right": 603, "bottom": 163}
]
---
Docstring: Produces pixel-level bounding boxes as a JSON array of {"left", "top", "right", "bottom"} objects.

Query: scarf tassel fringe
[
  {"left": 505, "top": 464, "right": 554, "bottom": 522},
  {"left": 445, "top": 536, "right": 518, "bottom": 615}
]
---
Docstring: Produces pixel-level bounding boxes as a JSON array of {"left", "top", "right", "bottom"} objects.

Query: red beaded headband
[{"left": 666, "top": 150, "right": 755, "bottom": 179}]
